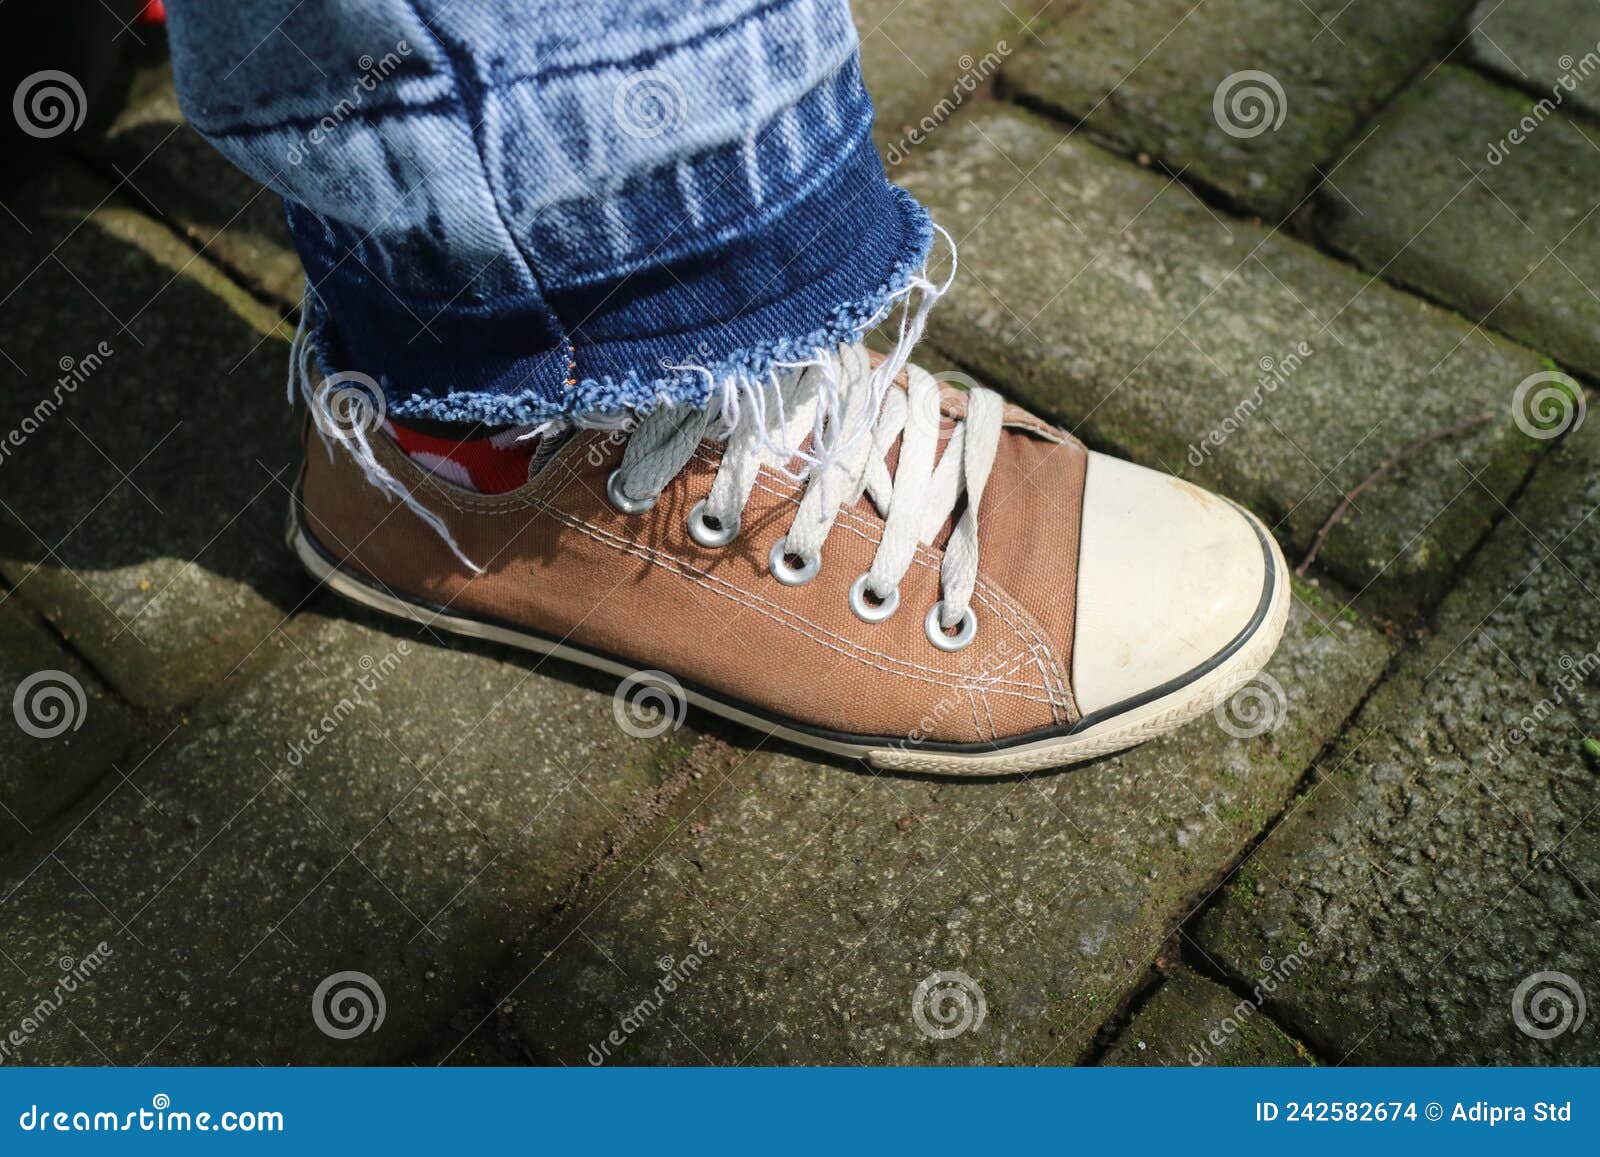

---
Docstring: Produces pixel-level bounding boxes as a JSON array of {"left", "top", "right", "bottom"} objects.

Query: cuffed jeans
[{"left": 163, "top": 0, "right": 932, "bottom": 424}]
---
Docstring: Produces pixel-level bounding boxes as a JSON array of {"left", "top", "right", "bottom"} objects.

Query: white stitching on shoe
[
  {"left": 536, "top": 495, "right": 1058, "bottom": 709},
  {"left": 706, "top": 450, "right": 1072, "bottom": 717},
  {"left": 966, "top": 689, "right": 986, "bottom": 742},
  {"left": 547, "top": 457, "right": 1055, "bottom": 694},
  {"left": 359, "top": 424, "right": 1070, "bottom": 722}
]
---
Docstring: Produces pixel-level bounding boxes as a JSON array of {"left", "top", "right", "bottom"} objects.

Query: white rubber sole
[{"left": 290, "top": 514, "right": 1291, "bottom": 777}]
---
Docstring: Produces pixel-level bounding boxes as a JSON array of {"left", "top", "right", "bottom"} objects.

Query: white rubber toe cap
[{"left": 1072, "top": 452, "right": 1275, "bottom": 718}]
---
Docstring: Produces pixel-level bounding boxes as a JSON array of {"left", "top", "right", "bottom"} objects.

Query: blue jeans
[{"left": 164, "top": 0, "right": 933, "bottom": 425}]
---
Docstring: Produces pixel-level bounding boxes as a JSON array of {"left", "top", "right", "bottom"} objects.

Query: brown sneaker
[{"left": 288, "top": 344, "right": 1289, "bottom": 775}]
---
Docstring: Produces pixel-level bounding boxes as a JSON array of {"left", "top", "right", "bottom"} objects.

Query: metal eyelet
[
  {"left": 768, "top": 538, "right": 820, "bottom": 586},
  {"left": 924, "top": 602, "right": 977, "bottom": 652},
  {"left": 848, "top": 574, "right": 900, "bottom": 623},
  {"left": 687, "top": 500, "right": 739, "bottom": 548},
  {"left": 606, "top": 469, "right": 656, "bottom": 514}
]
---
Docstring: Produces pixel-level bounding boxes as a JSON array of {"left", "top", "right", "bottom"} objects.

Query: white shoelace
[
  {"left": 610, "top": 343, "right": 1004, "bottom": 646},
  {"left": 292, "top": 229, "right": 963, "bottom": 580}
]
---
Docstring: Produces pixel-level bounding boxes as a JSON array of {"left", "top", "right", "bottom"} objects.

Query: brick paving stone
[
  {"left": 0, "top": 601, "right": 142, "bottom": 859},
  {"left": 488, "top": 591, "right": 1390, "bottom": 1065},
  {"left": 88, "top": 60, "right": 304, "bottom": 308},
  {"left": 854, "top": 0, "right": 1050, "bottom": 165},
  {"left": 1003, "top": 0, "right": 1476, "bottom": 218},
  {"left": 1196, "top": 424, "right": 1600, "bottom": 1064},
  {"left": 901, "top": 105, "right": 1547, "bottom": 614},
  {"left": 1317, "top": 66, "right": 1600, "bottom": 383},
  {"left": 0, "top": 163, "right": 302, "bottom": 711},
  {"left": 1468, "top": 0, "right": 1600, "bottom": 124},
  {"left": 1100, "top": 967, "right": 1312, "bottom": 1066},
  {"left": 0, "top": 609, "right": 671, "bottom": 1064}
]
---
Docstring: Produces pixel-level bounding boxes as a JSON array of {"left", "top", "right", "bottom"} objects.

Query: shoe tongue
[{"left": 510, "top": 423, "right": 573, "bottom": 480}]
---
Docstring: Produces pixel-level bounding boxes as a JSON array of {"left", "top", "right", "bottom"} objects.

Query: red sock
[{"left": 384, "top": 420, "right": 541, "bottom": 495}]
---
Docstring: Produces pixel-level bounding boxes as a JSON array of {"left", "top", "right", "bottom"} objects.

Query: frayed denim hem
[
  {"left": 290, "top": 196, "right": 951, "bottom": 573},
  {"left": 312, "top": 188, "right": 935, "bottom": 427}
]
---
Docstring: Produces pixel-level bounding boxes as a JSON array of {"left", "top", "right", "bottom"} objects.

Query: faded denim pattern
[{"left": 165, "top": 0, "right": 932, "bottom": 422}]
